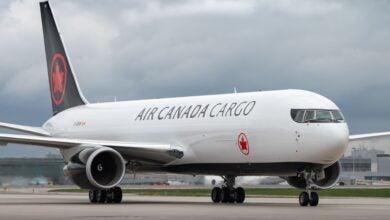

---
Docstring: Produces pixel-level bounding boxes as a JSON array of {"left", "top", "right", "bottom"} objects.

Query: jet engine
[
  {"left": 63, "top": 147, "right": 126, "bottom": 189},
  {"left": 285, "top": 161, "right": 341, "bottom": 190}
]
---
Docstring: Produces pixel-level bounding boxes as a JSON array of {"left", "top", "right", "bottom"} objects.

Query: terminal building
[
  {"left": 0, "top": 154, "right": 66, "bottom": 186},
  {"left": 340, "top": 147, "right": 390, "bottom": 185}
]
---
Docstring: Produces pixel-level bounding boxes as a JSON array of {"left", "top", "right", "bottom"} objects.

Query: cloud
[
  {"left": 121, "top": 0, "right": 257, "bottom": 24},
  {"left": 258, "top": 0, "right": 343, "bottom": 16},
  {"left": 1, "top": 0, "right": 390, "bottom": 156}
]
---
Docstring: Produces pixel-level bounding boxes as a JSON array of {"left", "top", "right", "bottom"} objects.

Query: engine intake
[
  {"left": 64, "top": 147, "right": 125, "bottom": 189},
  {"left": 285, "top": 161, "right": 341, "bottom": 190}
]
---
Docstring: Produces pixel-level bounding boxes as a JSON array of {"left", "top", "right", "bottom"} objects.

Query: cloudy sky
[{"left": 0, "top": 0, "right": 390, "bottom": 157}]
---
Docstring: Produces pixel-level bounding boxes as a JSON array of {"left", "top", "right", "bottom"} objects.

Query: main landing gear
[
  {"left": 211, "top": 175, "right": 245, "bottom": 204},
  {"left": 298, "top": 171, "right": 319, "bottom": 207},
  {"left": 89, "top": 186, "right": 122, "bottom": 203}
]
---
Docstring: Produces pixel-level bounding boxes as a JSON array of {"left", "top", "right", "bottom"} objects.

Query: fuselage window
[{"left": 291, "top": 109, "right": 345, "bottom": 123}]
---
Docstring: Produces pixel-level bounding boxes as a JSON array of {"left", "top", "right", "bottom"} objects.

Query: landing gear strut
[
  {"left": 89, "top": 186, "right": 122, "bottom": 203},
  {"left": 211, "top": 175, "right": 245, "bottom": 204},
  {"left": 298, "top": 171, "right": 319, "bottom": 207}
]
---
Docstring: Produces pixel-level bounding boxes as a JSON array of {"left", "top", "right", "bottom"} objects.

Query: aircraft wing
[
  {"left": 0, "top": 133, "right": 183, "bottom": 164},
  {"left": 349, "top": 132, "right": 390, "bottom": 142},
  {"left": 0, "top": 122, "right": 50, "bottom": 136}
]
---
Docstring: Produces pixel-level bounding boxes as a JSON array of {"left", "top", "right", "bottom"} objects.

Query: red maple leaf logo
[
  {"left": 239, "top": 136, "right": 247, "bottom": 151},
  {"left": 52, "top": 62, "right": 65, "bottom": 93},
  {"left": 50, "top": 53, "right": 67, "bottom": 105},
  {"left": 238, "top": 133, "right": 249, "bottom": 155}
]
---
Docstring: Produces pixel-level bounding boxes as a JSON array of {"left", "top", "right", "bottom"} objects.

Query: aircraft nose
[{"left": 320, "top": 124, "right": 349, "bottom": 162}]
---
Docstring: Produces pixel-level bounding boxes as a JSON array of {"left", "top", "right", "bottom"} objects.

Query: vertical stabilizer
[{"left": 40, "top": 1, "right": 87, "bottom": 115}]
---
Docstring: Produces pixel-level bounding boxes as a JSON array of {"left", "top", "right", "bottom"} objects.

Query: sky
[{"left": 0, "top": 0, "right": 390, "bottom": 157}]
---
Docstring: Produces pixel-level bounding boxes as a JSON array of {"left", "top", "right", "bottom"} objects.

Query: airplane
[{"left": 1, "top": 1, "right": 390, "bottom": 206}]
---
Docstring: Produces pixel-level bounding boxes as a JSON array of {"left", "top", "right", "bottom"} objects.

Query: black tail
[{"left": 40, "top": 1, "right": 87, "bottom": 115}]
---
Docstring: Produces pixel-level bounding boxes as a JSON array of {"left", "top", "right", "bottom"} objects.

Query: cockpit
[{"left": 291, "top": 109, "right": 345, "bottom": 123}]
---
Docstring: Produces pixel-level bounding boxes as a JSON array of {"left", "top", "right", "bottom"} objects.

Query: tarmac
[{"left": 0, "top": 191, "right": 390, "bottom": 220}]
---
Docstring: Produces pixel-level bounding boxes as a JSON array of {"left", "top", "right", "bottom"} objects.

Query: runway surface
[{"left": 0, "top": 193, "right": 390, "bottom": 220}]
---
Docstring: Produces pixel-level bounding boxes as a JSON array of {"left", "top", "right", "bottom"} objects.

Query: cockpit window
[
  {"left": 291, "top": 109, "right": 345, "bottom": 123},
  {"left": 294, "top": 110, "right": 305, "bottom": 123},
  {"left": 316, "top": 110, "right": 332, "bottom": 121},
  {"left": 331, "top": 110, "right": 344, "bottom": 121},
  {"left": 304, "top": 110, "right": 315, "bottom": 122}
]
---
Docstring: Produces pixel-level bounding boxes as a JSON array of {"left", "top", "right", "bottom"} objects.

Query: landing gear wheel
[
  {"left": 88, "top": 188, "right": 122, "bottom": 204},
  {"left": 96, "top": 190, "right": 107, "bottom": 203},
  {"left": 210, "top": 176, "right": 246, "bottom": 204},
  {"left": 299, "top": 191, "right": 309, "bottom": 207},
  {"left": 211, "top": 187, "right": 221, "bottom": 203},
  {"left": 220, "top": 187, "right": 230, "bottom": 203},
  {"left": 309, "top": 192, "right": 319, "bottom": 206},
  {"left": 228, "top": 190, "right": 236, "bottom": 203},
  {"left": 106, "top": 189, "right": 113, "bottom": 203},
  {"left": 112, "top": 186, "right": 123, "bottom": 203},
  {"left": 89, "top": 189, "right": 98, "bottom": 203},
  {"left": 235, "top": 187, "right": 245, "bottom": 203}
]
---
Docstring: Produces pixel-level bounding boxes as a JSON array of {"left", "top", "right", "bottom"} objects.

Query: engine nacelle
[
  {"left": 285, "top": 161, "right": 341, "bottom": 190},
  {"left": 63, "top": 147, "right": 125, "bottom": 189}
]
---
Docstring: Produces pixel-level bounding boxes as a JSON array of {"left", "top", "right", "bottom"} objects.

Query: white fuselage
[{"left": 43, "top": 89, "right": 349, "bottom": 175}]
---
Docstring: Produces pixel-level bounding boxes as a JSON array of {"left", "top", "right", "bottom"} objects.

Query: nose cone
[
  {"left": 318, "top": 124, "right": 349, "bottom": 163},
  {"left": 290, "top": 90, "right": 350, "bottom": 164},
  {"left": 299, "top": 123, "right": 349, "bottom": 165}
]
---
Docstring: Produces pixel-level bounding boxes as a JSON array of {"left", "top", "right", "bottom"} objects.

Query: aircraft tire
[
  {"left": 299, "top": 192, "right": 309, "bottom": 206},
  {"left": 220, "top": 187, "right": 230, "bottom": 203},
  {"left": 96, "top": 190, "right": 107, "bottom": 203},
  {"left": 235, "top": 187, "right": 245, "bottom": 203},
  {"left": 211, "top": 187, "right": 221, "bottom": 203},
  {"left": 106, "top": 189, "right": 113, "bottom": 203},
  {"left": 309, "top": 192, "right": 319, "bottom": 206},
  {"left": 228, "top": 189, "right": 235, "bottom": 203},
  {"left": 112, "top": 186, "right": 123, "bottom": 203},
  {"left": 89, "top": 189, "right": 98, "bottom": 203}
]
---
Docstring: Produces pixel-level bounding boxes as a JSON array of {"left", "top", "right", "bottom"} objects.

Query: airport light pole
[{"left": 352, "top": 147, "right": 356, "bottom": 185}]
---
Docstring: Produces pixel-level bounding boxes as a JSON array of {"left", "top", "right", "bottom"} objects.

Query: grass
[{"left": 49, "top": 187, "right": 390, "bottom": 198}]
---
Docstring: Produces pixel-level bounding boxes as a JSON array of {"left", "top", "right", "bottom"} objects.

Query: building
[
  {"left": 0, "top": 155, "right": 66, "bottom": 186},
  {"left": 340, "top": 148, "right": 390, "bottom": 184},
  {"left": 122, "top": 174, "right": 204, "bottom": 185}
]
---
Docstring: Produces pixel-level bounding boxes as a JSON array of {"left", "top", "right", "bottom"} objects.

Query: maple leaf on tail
[{"left": 52, "top": 62, "right": 65, "bottom": 93}]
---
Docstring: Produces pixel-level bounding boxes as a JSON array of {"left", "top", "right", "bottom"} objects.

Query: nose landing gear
[
  {"left": 211, "top": 175, "right": 245, "bottom": 204},
  {"left": 299, "top": 191, "right": 319, "bottom": 207},
  {"left": 298, "top": 171, "right": 319, "bottom": 207}
]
